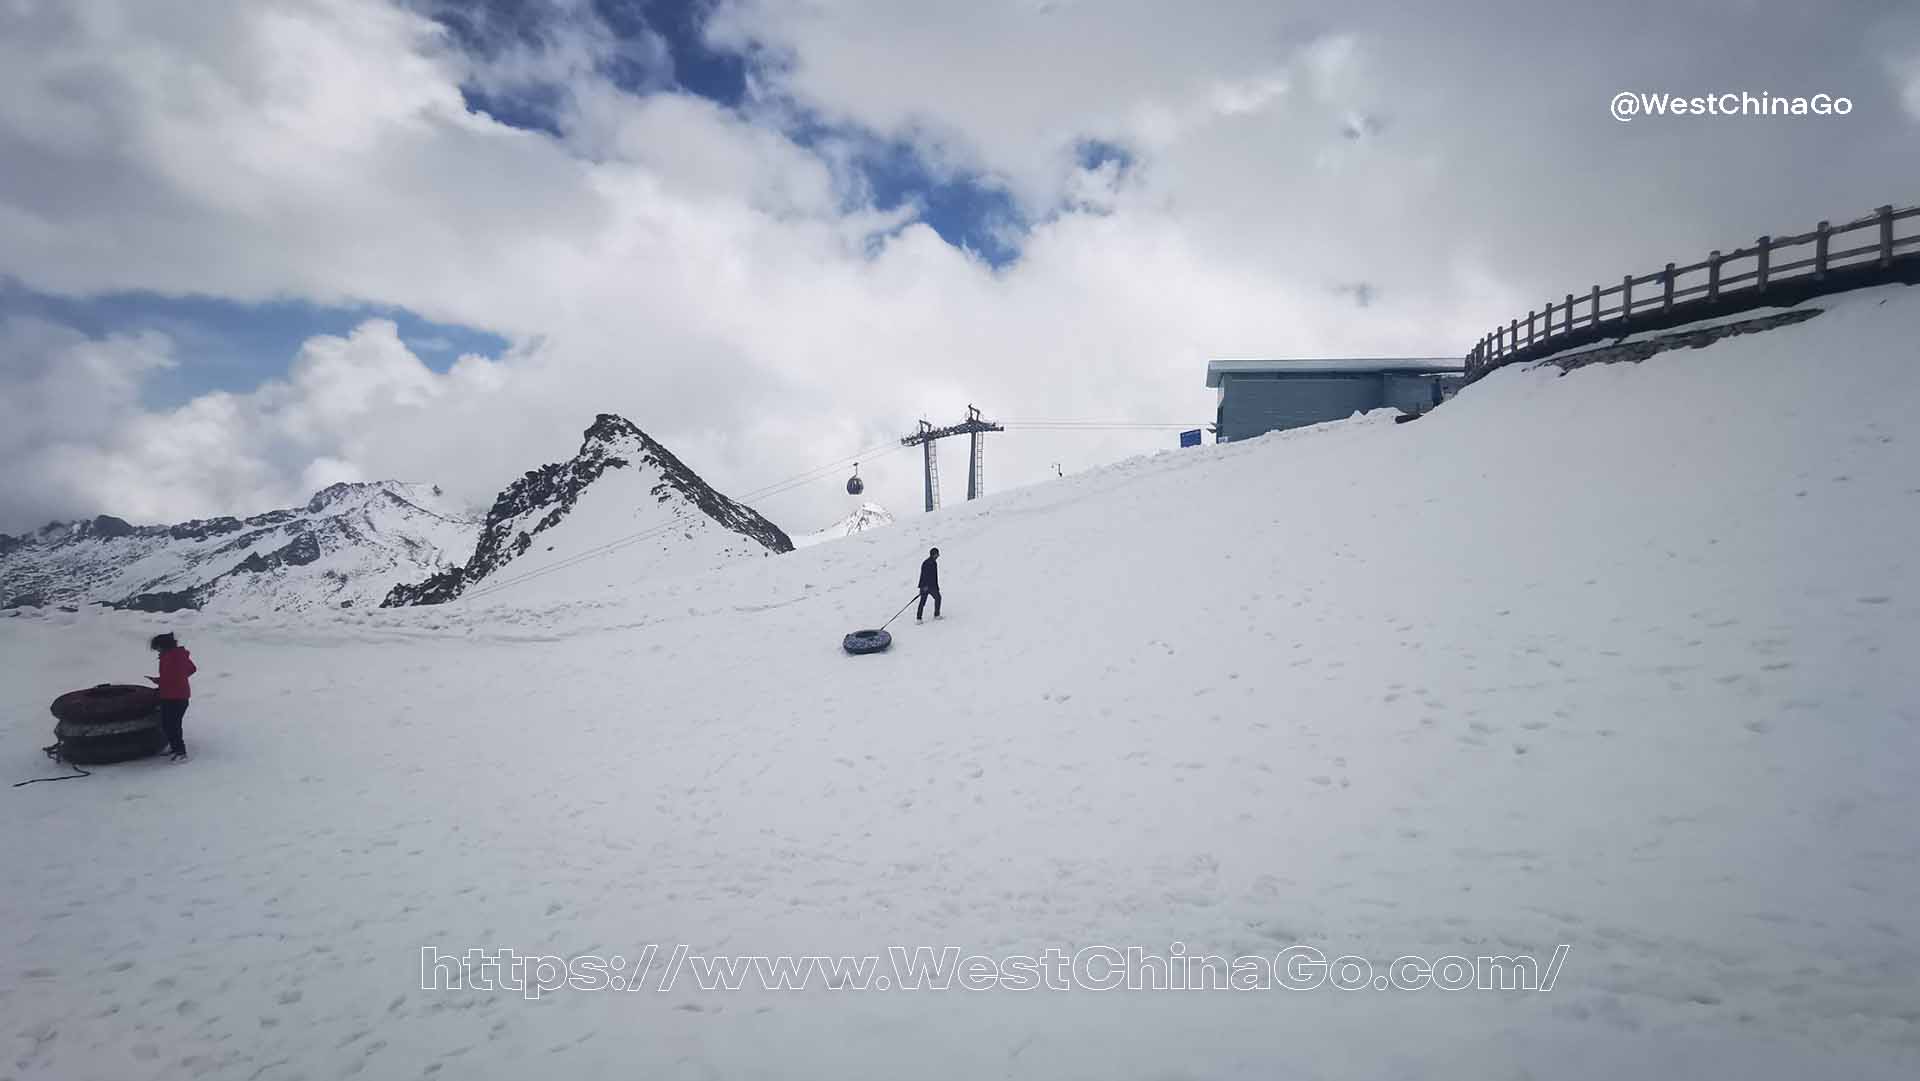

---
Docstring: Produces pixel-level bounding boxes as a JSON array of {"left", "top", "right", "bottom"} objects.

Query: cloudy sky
[{"left": 2, "top": 0, "right": 1915, "bottom": 535}]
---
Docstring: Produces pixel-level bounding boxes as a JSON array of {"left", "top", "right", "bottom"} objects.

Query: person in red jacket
[{"left": 147, "top": 632, "right": 197, "bottom": 761}]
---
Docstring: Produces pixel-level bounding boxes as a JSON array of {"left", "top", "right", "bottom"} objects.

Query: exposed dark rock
[
  {"left": 1530, "top": 308, "right": 1825, "bottom": 374},
  {"left": 88, "top": 515, "right": 137, "bottom": 539},
  {"left": 114, "top": 588, "right": 204, "bottom": 613},
  {"left": 168, "top": 516, "right": 244, "bottom": 542},
  {"left": 230, "top": 532, "right": 323, "bottom": 574}
]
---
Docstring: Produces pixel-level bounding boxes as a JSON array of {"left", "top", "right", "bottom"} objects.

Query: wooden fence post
[
  {"left": 1589, "top": 284, "right": 1600, "bottom": 327},
  {"left": 1621, "top": 274, "right": 1633, "bottom": 321},
  {"left": 1527, "top": 309, "right": 1536, "bottom": 347},
  {"left": 1813, "top": 220, "right": 1830, "bottom": 279},
  {"left": 1662, "top": 263, "right": 1675, "bottom": 311},
  {"left": 1879, "top": 205, "right": 1895, "bottom": 268},
  {"left": 1564, "top": 293, "right": 1574, "bottom": 334},
  {"left": 1755, "top": 237, "right": 1770, "bottom": 291},
  {"left": 1509, "top": 317, "right": 1518, "bottom": 352},
  {"left": 1706, "top": 250, "right": 1721, "bottom": 301}
]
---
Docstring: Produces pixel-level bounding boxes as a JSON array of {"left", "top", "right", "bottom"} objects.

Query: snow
[
  {"left": 3, "top": 284, "right": 1917, "bottom": 1078},
  {"left": 793, "top": 502, "right": 896, "bottom": 548},
  {"left": 0, "top": 481, "right": 478, "bottom": 613}
]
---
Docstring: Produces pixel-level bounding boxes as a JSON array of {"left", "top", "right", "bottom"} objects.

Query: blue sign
[{"left": 1179, "top": 429, "right": 1203, "bottom": 448}]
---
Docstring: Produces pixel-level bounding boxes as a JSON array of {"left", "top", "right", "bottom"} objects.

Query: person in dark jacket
[
  {"left": 146, "top": 632, "right": 197, "bottom": 760},
  {"left": 916, "top": 547, "right": 941, "bottom": 621}
]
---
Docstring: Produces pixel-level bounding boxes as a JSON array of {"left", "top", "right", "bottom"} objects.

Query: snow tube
[
  {"left": 50, "top": 684, "right": 160, "bottom": 726},
  {"left": 48, "top": 684, "right": 167, "bottom": 764},
  {"left": 54, "top": 721, "right": 168, "bottom": 764},
  {"left": 55, "top": 716, "right": 164, "bottom": 741},
  {"left": 842, "top": 629, "right": 892, "bottom": 655}
]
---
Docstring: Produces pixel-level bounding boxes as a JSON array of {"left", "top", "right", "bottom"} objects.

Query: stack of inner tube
[{"left": 49, "top": 684, "right": 168, "bottom": 764}]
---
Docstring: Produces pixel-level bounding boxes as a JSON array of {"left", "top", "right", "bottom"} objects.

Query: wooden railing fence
[{"left": 1465, "top": 203, "right": 1920, "bottom": 378}]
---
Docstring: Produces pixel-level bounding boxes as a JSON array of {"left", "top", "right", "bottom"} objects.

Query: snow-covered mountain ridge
[
  {"left": 0, "top": 480, "right": 477, "bottom": 613},
  {"left": 795, "top": 501, "right": 895, "bottom": 547},
  {"left": 2, "top": 414, "right": 797, "bottom": 614}
]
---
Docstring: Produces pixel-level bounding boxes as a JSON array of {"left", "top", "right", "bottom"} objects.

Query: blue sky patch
[
  {"left": 460, "top": 83, "right": 569, "bottom": 138},
  {"left": 1075, "top": 138, "right": 1135, "bottom": 174},
  {"left": 439, "top": 0, "right": 741, "bottom": 128},
  {"left": 0, "top": 280, "right": 508, "bottom": 409},
  {"left": 435, "top": 1, "right": 1029, "bottom": 267},
  {"left": 843, "top": 137, "right": 1026, "bottom": 267},
  {"left": 613, "top": 0, "right": 746, "bottom": 104}
]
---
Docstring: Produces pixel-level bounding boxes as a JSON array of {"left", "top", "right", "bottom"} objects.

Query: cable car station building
[{"left": 1205, "top": 358, "right": 1464, "bottom": 442}]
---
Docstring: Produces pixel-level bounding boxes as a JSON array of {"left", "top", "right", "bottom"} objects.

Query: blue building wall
[
  {"left": 1215, "top": 371, "right": 1459, "bottom": 442},
  {"left": 1383, "top": 372, "right": 1458, "bottom": 414}
]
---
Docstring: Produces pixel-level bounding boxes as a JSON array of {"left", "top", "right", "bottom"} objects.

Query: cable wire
[
  {"left": 1002, "top": 420, "right": 1207, "bottom": 430},
  {"left": 457, "top": 421, "right": 1198, "bottom": 602}
]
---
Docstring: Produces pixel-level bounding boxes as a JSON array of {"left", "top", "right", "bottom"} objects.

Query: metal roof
[{"left": 1205, "top": 357, "right": 1465, "bottom": 387}]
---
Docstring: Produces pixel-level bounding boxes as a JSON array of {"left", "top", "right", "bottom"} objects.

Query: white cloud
[
  {"left": 1893, "top": 54, "right": 1920, "bottom": 121},
  {"left": 0, "top": 316, "right": 506, "bottom": 527},
  {"left": 299, "top": 456, "right": 367, "bottom": 494},
  {"left": 0, "top": 0, "right": 1916, "bottom": 535}
]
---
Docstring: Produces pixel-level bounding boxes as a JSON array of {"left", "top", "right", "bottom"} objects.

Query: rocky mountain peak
[
  {"left": 382, "top": 414, "right": 791, "bottom": 607},
  {"left": 581, "top": 412, "right": 648, "bottom": 449}
]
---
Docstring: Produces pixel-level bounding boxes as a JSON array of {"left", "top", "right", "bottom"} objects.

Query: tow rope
[{"left": 12, "top": 743, "right": 92, "bottom": 787}]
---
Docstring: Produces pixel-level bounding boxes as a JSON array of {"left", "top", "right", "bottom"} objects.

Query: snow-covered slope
[
  {"left": 384, "top": 413, "right": 792, "bottom": 606},
  {"left": 3, "top": 285, "right": 1916, "bottom": 1079},
  {"left": 794, "top": 501, "right": 895, "bottom": 547},
  {"left": 0, "top": 481, "right": 477, "bottom": 613}
]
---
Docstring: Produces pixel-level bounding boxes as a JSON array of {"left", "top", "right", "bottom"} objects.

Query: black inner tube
[{"left": 82, "top": 684, "right": 141, "bottom": 698}]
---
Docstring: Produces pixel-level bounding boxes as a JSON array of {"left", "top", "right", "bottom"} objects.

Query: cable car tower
[{"left": 901, "top": 405, "right": 1003, "bottom": 512}]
